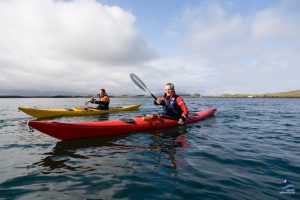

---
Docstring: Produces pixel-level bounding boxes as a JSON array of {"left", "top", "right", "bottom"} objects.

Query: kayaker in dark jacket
[
  {"left": 90, "top": 89, "right": 110, "bottom": 110},
  {"left": 154, "top": 83, "right": 189, "bottom": 125}
]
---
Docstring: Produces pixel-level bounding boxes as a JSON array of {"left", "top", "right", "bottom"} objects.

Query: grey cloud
[{"left": 0, "top": 0, "right": 156, "bottom": 93}]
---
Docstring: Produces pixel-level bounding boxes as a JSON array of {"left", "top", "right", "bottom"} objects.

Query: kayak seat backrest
[{"left": 120, "top": 118, "right": 136, "bottom": 124}]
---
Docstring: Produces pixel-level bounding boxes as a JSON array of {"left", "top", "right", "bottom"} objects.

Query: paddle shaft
[{"left": 85, "top": 94, "right": 98, "bottom": 106}]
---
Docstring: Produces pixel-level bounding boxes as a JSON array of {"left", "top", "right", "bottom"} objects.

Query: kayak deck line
[{"left": 28, "top": 107, "right": 217, "bottom": 141}]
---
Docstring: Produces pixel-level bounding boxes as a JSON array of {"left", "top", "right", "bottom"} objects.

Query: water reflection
[
  {"left": 148, "top": 126, "right": 190, "bottom": 170},
  {"left": 30, "top": 126, "right": 191, "bottom": 174},
  {"left": 30, "top": 135, "right": 128, "bottom": 173}
]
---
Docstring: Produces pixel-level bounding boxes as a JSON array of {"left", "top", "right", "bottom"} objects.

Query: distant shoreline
[
  {"left": 0, "top": 95, "right": 299, "bottom": 98},
  {"left": 1, "top": 89, "right": 299, "bottom": 98}
]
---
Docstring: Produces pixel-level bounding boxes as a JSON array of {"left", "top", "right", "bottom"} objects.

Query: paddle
[
  {"left": 130, "top": 73, "right": 157, "bottom": 100},
  {"left": 84, "top": 95, "right": 97, "bottom": 108},
  {"left": 84, "top": 99, "right": 91, "bottom": 107}
]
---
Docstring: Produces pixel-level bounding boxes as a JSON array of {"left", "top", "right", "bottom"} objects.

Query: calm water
[{"left": 0, "top": 98, "right": 299, "bottom": 200}]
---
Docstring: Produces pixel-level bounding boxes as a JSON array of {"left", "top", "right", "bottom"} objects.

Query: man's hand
[
  {"left": 178, "top": 115, "right": 187, "bottom": 125},
  {"left": 178, "top": 118, "right": 184, "bottom": 125},
  {"left": 155, "top": 98, "right": 164, "bottom": 104}
]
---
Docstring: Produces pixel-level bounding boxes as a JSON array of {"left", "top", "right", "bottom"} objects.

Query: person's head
[
  {"left": 165, "top": 83, "right": 175, "bottom": 97},
  {"left": 99, "top": 89, "right": 106, "bottom": 97}
]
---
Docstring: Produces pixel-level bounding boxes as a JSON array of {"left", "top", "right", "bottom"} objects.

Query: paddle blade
[
  {"left": 130, "top": 73, "right": 157, "bottom": 100},
  {"left": 130, "top": 73, "right": 147, "bottom": 92}
]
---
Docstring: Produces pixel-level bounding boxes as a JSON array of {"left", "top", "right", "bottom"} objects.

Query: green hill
[
  {"left": 261, "top": 90, "right": 300, "bottom": 98},
  {"left": 219, "top": 90, "right": 300, "bottom": 98}
]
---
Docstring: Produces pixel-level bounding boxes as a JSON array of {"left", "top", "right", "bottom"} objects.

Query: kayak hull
[
  {"left": 28, "top": 108, "right": 217, "bottom": 141},
  {"left": 19, "top": 104, "right": 141, "bottom": 118}
]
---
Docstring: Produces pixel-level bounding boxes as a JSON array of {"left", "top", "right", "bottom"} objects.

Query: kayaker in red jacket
[
  {"left": 154, "top": 83, "right": 189, "bottom": 125},
  {"left": 90, "top": 89, "right": 110, "bottom": 110}
]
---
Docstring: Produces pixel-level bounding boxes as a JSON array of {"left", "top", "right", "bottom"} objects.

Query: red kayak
[{"left": 28, "top": 107, "right": 217, "bottom": 141}]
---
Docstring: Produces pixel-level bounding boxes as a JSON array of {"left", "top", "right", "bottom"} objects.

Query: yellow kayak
[{"left": 18, "top": 104, "right": 141, "bottom": 119}]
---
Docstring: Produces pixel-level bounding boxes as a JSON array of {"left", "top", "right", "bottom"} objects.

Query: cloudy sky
[{"left": 0, "top": 0, "right": 299, "bottom": 95}]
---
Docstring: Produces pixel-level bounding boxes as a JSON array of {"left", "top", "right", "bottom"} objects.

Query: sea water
[{"left": 0, "top": 98, "right": 299, "bottom": 199}]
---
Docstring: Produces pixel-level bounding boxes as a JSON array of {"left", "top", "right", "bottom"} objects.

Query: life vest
[
  {"left": 92, "top": 95, "right": 110, "bottom": 110},
  {"left": 162, "top": 95, "right": 182, "bottom": 118},
  {"left": 100, "top": 95, "right": 110, "bottom": 103}
]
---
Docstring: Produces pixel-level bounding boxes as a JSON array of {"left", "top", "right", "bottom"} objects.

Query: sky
[{"left": 0, "top": 0, "right": 299, "bottom": 96}]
